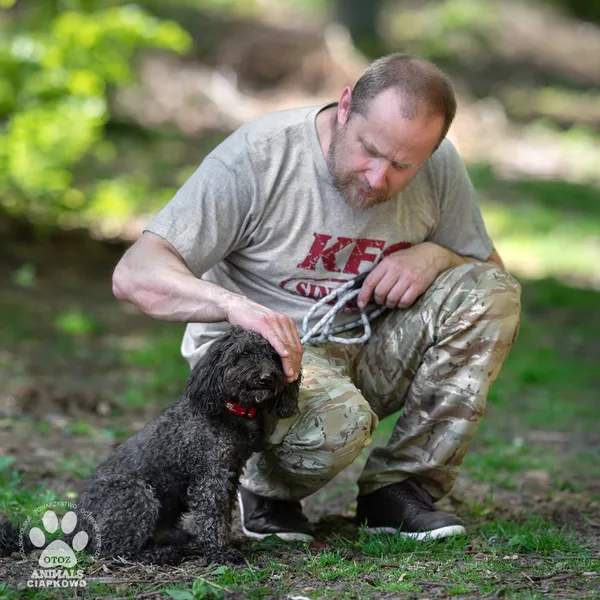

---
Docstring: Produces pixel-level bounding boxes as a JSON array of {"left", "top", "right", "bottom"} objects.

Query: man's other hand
[{"left": 357, "top": 242, "right": 453, "bottom": 310}]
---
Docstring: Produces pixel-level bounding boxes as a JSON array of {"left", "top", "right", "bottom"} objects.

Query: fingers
[
  {"left": 398, "top": 283, "right": 421, "bottom": 308},
  {"left": 256, "top": 314, "right": 303, "bottom": 383},
  {"left": 357, "top": 269, "right": 384, "bottom": 308},
  {"left": 359, "top": 267, "right": 408, "bottom": 309},
  {"left": 375, "top": 272, "right": 408, "bottom": 308},
  {"left": 358, "top": 265, "right": 424, "bottom": 309},
  {"left": 266, "top": 315, "right": 303, "bottom": 383}
]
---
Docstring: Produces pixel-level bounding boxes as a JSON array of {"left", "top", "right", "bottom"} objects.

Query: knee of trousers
[
  {"left": 276, "top": 397, "right": 377, "bottom": 480},
  {"left": 472, "top": 263, "right": 522, "bottom": 332},
  {"left": 439, "top": 262, "right": 522, "bottom": 334}
]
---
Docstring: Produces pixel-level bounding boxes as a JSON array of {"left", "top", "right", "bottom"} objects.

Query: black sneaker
[
  {"left": 356, "top": 480, "right": 466, "bottom": 540},
  {"left": 237, "top": 487, "right": 315, "bottom": 542}
]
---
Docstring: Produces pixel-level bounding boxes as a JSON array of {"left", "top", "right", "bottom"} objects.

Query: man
[{"left": 113, "top": 54, "right": 521, "bottom": 542}]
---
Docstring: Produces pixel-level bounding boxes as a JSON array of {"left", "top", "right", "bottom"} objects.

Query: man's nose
[{"left": 365, "top": 161, "right": 388, "bottom": 190}]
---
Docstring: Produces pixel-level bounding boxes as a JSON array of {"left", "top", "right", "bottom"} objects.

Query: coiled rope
[{"left": 300, "top": 272, "right": 388, "bottom": 345}]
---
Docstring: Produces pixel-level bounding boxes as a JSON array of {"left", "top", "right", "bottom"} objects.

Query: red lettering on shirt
[
  {"left": 343, "top": 239, "right": 386, "bottom": 275},
  {"left": 296, "top": 234, "right": 354, "bottom": 272}
]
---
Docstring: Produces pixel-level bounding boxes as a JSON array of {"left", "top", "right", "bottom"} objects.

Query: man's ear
[{"left": 338, "top": 86, "right": 353, "bottom": 126}]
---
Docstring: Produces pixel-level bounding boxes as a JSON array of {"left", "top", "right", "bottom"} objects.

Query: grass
[
  {"left": 145, "top": 526, "right": 597, "bottom": 598},
  {"left": 0, "top": 469, "right": 61, "bottom": 520},
  {"left": 471, "top": 164, "right": 600, "bottom": 283},
  {"left": 119, "top": 329, "right": 188, "bottom": 408}
]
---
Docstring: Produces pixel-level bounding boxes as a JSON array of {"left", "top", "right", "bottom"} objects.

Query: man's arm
[
  {"left": 442, "top": 245, "right": 505, "bottom": 270},
  {"left": 113, "top": 232, "right": 235, "bottom": 323},
  {"left": 113, "top": 232, "right": 303, "bottom": 382}
]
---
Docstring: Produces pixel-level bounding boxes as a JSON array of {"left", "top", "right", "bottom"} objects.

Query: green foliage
[
  {"left": 0, "top": 1, "right": 191, "bottom": 224},
  {"left": 389, "top": 0, "right": 498, "bottom": 61},
  {"left": 11, "top": 263, "right": 37, "bottom": 288},
  {"left": 468, "top": 164, "right": 600, "bottom": 282},
  {"left": 0, "top": 455, "right": 16, "bottom": 472},
  {"left": 164, "top": 576, "right": 226, "bottom": 599},
  {"left": 53, "top": 308, "right": 104, "bottom": 336},
  {"left": 547, "top": 0, "right": 600, "bottom": 24}
]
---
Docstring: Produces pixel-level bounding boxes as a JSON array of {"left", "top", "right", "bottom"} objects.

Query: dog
[{"left": 0, "top": 327, "right": 300, "bottom": 565}]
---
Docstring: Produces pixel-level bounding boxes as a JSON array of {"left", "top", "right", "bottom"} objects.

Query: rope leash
[{"left": 300, "top": 271, "right": 388, "bottom": 346}]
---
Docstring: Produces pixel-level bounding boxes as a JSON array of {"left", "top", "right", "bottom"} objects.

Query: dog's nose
[
  {"left": 258, "top": 369, "right": 282, "bottom": 387},
  {"left": 259, "top": 374, "right": 274, "bottom": 386}
]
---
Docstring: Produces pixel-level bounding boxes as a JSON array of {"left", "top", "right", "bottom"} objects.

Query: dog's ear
[
  {"left": 186, "top": 344, "right": 226, "bottom": 416},
  {"left": 268, "top": 370, "right": 301, "bottom": 419}
]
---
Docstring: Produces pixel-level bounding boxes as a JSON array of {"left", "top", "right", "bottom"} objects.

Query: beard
[{"left": 326, "top": 122, "right": 393, "bottom": 210}]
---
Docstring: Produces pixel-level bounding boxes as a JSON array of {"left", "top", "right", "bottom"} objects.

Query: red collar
[{"left": 225, "top": 401, "right": 257, "bottom": 419}]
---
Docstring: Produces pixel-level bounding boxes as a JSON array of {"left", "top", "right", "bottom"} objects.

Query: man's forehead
[
  {"left": 351, "top": 91, "right": 443, "bottom": 157},
  {"left": 359, "top": 88, "right": 415, "bottom": 121}
]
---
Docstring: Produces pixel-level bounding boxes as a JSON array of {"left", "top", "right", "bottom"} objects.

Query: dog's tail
[{"left": 0, "top": 516, "right": 34, "bottom": 556}]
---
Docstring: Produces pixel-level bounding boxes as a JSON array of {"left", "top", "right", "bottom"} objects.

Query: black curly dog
[{"left": 0, "top": 327, "right": 300, "bottom": 565}]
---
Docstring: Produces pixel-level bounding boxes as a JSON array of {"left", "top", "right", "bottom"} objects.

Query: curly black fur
[{"left": 0, "top": 327, "right": 300, "bottom": 565}]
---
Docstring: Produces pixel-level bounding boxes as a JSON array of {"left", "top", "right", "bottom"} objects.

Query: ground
[{"left": 1, "top": 0, "right": 600, "bottom": 597}]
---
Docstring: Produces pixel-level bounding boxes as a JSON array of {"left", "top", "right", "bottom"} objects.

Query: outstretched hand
[
  {"left": 357, "top": 242, "right": 452, "bottom": 310},
  {"left": 225, "top": 298, "right": 303, "bottom": 383}
]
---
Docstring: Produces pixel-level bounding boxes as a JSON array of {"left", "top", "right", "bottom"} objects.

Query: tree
[{"left": 0, "top": 0, "right": 191, "bottom": 226}]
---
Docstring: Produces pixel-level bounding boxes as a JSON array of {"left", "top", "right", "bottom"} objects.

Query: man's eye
[{"left": 360, "top": 140, "right": 375, "bottom": 155}]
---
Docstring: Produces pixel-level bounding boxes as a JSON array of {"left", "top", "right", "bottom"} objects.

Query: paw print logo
[{"left": 28, "top": 510, "right": 89, "bottom": 568}]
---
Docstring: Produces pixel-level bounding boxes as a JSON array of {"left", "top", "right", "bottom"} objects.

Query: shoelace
[{"left": 392, "top": 481, "right": 436, "bottom": 512}]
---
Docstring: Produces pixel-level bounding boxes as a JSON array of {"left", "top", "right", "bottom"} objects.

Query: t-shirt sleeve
[
  {"left": 427, "top": 139, "right": 494, "bottom": 261},
  {"left": 143, "top": 156, "right": 252, "bottom": 277}
]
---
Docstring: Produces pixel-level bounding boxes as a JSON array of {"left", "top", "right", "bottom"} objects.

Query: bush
[{"left": 0, "top": 0, "right": 191, "bottom": 225}]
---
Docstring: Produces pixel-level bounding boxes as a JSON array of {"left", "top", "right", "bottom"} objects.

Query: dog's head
[{"left": 186, "top": 326, "right": 300, "bottom": 419}]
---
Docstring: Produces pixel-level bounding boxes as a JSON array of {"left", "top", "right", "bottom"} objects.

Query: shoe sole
[
  {"left": 365, "top": 524, "right": 466, "bottom": 540},
  {"left": 237, "top": 491, "right": 315, "bottom": 542}
]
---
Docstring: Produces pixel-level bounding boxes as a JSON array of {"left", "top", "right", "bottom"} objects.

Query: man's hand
[
  {"left": 224, "top": 296, "right": 303, "bottom": 384},
  {"left": 357, "top": 242, "right": 456, "bottom": 310}
]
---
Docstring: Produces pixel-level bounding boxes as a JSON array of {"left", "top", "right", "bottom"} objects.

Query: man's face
[{"left": 327, "top": 88, "right": 445, "bottom": 210}]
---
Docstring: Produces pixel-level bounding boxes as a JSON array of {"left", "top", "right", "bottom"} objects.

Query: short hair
[{"left": 349, "top": 54, "right": 457, "bottom": 147}]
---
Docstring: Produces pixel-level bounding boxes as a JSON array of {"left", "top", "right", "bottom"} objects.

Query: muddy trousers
[{"left": 240, "top": 263, "right": 522, "bottom": 502}]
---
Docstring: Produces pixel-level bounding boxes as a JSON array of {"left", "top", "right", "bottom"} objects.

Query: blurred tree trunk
[{"left": 333, "top": 0, "right": 384, "bottom": 58}]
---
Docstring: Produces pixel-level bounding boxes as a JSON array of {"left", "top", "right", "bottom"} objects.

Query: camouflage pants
[{"left": 240, "top": 263, "right": 522, "bottom": 501}]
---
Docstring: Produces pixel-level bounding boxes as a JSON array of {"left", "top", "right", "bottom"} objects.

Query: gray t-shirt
[{"left": 145, "top": 103, "right": 493, "bottom": 367}]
